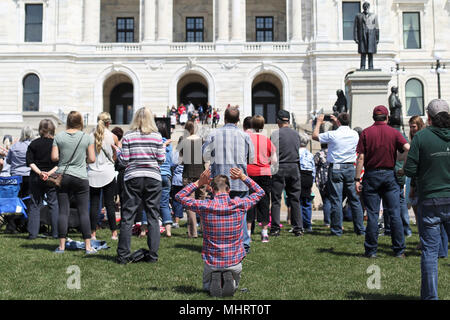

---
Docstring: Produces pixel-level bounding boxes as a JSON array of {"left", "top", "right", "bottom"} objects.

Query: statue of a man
[
  {"left": 388, "top": 86, "right": 403, "bottom": 127},
  {"left": 354, "top": 2, "right": 379, "bottom": 70}
]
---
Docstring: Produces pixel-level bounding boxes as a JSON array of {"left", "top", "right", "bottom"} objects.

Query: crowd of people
[
  {"left": 0, "top": 99, "right": 448, "bottom": 300},
  {"left": 167, "top": 102, "right": 219, "bottom": 128}
]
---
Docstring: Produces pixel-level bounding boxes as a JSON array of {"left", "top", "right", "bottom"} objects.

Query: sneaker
[
  {"left": 54, "top": 247, "right": 65, "bottom": 254},
  {"left": 294, "top": 231, "right": 304, "bottom": 237},
  {"left": 85, "top": 247, "right": 98, "bottom": 255},
  {"left": 363, "top": 253, "right": 377, "bottom": 259},
  {"left": 269, "top": 230, "right": 280, "bottom": 237},
  {"left": 222, "top": 271, "right": 235, "bottom": 297},
  {"left": 210, "top": 272, "right": 222, "bottom": 297},
  {"left": 305, "top": 227, "right": 313, "bottom": 233},
  {"left": 395, "top": 253, "right": 406, "bottom": 259},
  {"left": 172, "top": 223, "right": 180, "bottom": 229},
  {"left": 261, "top": 235, "right": 269, "bottom": 243},
  {"left": 288, "top": 228, "right": 294, "bottom": 233},
  {"left": 115, "top": 256, "right": 129, "bottom": 265},
  {"left": 111, "top": 235, "right": 118, "bottom": 240}
]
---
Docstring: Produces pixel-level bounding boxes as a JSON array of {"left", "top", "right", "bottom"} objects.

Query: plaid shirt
[{"left": 175, "top": 177, "right": 265, "bottom": 268}]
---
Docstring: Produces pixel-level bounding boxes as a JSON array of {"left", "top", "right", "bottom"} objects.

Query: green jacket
[{"left": 404, "top": 126, "right": 450, "bottom": 200}]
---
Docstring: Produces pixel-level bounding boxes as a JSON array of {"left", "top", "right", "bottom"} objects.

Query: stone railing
[
  {"left": 95, "top": 43, "right": 142, "bottom": 52},
  {"left": 169, "top": 43, "right": 216, "bottom": 52},
  {"left": 244, "top": 42, "right": 291, "bottom": 53}
]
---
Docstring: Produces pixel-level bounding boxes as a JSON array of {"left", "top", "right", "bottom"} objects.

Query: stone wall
[
  {"left": 246, "top": 0, "right": 286, "bottom": 42},
  {"left": 173, "top": 0, "right": 213, "bottom": 43}
]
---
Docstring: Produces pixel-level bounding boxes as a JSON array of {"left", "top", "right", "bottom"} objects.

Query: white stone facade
[{"left": 0, "top": 0, "right": 449, "bottom": 135}]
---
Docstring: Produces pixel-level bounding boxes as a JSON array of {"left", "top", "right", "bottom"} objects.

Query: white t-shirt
[{"left": 88, "top": 129, "right": 116, "bottom": 188}]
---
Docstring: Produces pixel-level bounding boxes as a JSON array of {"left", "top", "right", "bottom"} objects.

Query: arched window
[
  {"left": 23, "top": 74, "right": 40, "bottom": 112},
  {"left": 405, "top": 78, "right": 424, "bottom": 116}
]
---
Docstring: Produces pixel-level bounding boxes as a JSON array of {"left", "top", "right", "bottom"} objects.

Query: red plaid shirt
[{"left": 175, "top": 177, "right": 265, "bottom": 268}]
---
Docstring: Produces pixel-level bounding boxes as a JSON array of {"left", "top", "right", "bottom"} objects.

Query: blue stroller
[{"left": 0, "top": 176, "right": 29, "bottom": 230}]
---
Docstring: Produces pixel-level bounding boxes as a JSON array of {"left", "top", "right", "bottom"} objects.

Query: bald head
[{"left": 225, "top": 106, "right": 240, "bottom": 124}]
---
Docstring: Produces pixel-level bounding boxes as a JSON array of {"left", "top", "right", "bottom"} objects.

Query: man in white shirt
[{"left": 312, "top": 113, "right": 365, "bottom": 236}]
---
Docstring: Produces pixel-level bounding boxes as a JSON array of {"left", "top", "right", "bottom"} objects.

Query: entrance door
[
  {"left": 252, "top": 82, "right": 280, "bottom": 124},
  {"left": 110, "top": 83, "right": 133, "bottom": 124},
  {"left": 180, "top": 82, "right": 208, "bottom": 108}
]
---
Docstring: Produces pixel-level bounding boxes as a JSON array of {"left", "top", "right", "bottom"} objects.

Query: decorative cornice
[{"left": 13, "top": 0, "right": 50, "bottom": 7}]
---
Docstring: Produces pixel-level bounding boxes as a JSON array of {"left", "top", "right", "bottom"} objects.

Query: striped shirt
[
  {"left": 203, "top": 124, "right": 255, "bottom": 192},
  {"left": 175, "top": 177, "right": 265, "bottom": 268},
  {"left": 118, "top": 130, "right": 166, "bottom": 182}
]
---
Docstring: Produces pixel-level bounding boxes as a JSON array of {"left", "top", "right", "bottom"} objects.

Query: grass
[{"left": 0, "top": 220, "right": 449, "bottom": 300}]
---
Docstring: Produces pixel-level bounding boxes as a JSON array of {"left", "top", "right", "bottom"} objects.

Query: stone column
[
  {"left": 291, "top": 0, "right": 302, "bottom": 42},
  {"left": 346, "top": 71, "right": 392, "bottom": 129},
  {"left": 144, "top": 0, "right": 156, "bottom": 41},
  {"left": 157, "top": 0, "right": 172, "bottom": 42},
  {"left": 217, "top": 0, "right": 229, "bottom": 42},
  {"left": 231, "top": 0, "right": 243, "bottom": 41}
]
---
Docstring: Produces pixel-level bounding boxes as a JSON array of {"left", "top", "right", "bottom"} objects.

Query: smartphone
[{"left": 323, "top": 115, "right": 332, "bottom": 122}]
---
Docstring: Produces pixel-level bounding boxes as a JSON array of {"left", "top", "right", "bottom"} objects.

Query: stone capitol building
[{"left": 0, "top": 0, "right": 449, "bottom": 135}]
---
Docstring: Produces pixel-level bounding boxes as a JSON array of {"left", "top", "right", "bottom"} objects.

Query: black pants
[
  {"left": 89, "top": 179, "right": 117, "bottom": 232},
  {"left": 28, "top": 174, "right": 59, "bottom": 238},
  {"left": 270, "top": 164, "right": 303, "bottom": 232},
  {"left": 247, "top": 176, "right": 272, "bottom": 225},
  {"left": 117, "top": 177, "right": 162, "bottom": 261},
  {"left": 57, "top": 175, "right": 91, "bottom": 240}
]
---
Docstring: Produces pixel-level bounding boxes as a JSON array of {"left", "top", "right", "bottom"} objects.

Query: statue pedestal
[{"left": 345, "top": 70, "right": 392, "bottom": 129}]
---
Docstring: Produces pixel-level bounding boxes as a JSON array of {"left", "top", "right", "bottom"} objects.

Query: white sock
[
  {"left": 261, "top": 229, "right": 268, "bottom": 236},
  {"left": 248, "top": 230, "right": 251, "bottom": 238}
]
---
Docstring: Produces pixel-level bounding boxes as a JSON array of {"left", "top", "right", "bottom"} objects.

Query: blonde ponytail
[{"left": 94, "top": 112, "right": 112, "bottom": 154}]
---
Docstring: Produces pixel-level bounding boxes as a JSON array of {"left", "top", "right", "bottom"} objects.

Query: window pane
[
  {"left": 117, "top": 19, "right": 125, "bottom": 30},
  {"left": 196, "top": 18, "right": 203, "bottom": 29},
  {"left": 25, "top": 4, "right": 43, "bottom": 42},
  {"left": 265, "top": 31, "right": 273, "bottom": 41},
  {"left": 126, "top": 19, "right": 134, "bottom": 29},
  {"left": 126, "top": 32, "right": 133, "bottom": 42},
  {"left": 187, "top": 19, "right": 194, "bottom": 29},
  {"left": 117, "top": 32, "right": 125, "bottom": 42},
  {"left": 342, "top": 2, "right": 360, "bottom": 40},
  {"left": 406, "top": 79, "right": 424, "bottom": 116},
  {"left": 256, "top": 18, "right": 264, "bottom": 29},
  {"left": 187, "top": 32, "right": 195, "bottom": 42},
  {"left": 256, "top": 31, "right": 264, "bottom": 42},
  {"left": 23, "top": 74, "right": 39, "bottom": 112},
  {"left": 403, "top": 13, "right": 421, "bottom": 49},
  {"left": 196, "top": 32, "right": 203, "bottom": 42},
  {"left": 265, "top": 18, "right": 273, "bottom": 29}
]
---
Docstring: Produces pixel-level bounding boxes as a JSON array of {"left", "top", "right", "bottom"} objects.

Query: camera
[{"left": 323, "top": 114, "right": 332, "bottom": 122}]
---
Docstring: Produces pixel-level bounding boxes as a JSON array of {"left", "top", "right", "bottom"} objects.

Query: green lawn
[{"left": 0, "top": 221, "right": 448, "bottom": 300}]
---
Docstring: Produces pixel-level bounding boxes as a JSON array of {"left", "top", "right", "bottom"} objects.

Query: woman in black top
[{"left": 26, "top": 119, "right": 59, "bottom": 239}]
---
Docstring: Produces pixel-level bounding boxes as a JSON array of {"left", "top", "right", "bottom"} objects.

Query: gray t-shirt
[
  {"left": 53, "top": 131, "right": 94, "bottom": 180},
  {"left": 271, "top": 127, "right": 301, "bottom": 164}
]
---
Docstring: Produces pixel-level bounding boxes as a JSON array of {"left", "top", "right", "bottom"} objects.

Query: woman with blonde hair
[
  {"left": 51, "top": 111, "right": 97, "bottom": 254},
  {"left": 88, "top": 112, "right": 119, "bottom": 240},
  {"left": 113, "top": 107, "right": 167, "bottom": 264}
]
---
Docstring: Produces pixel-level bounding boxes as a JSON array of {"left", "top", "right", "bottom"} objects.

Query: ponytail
[{"left": 94, "top": 112, "right": 112, "bottom": 154}]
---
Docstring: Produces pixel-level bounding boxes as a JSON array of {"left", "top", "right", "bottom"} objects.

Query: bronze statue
[
  {"left": 332, "top": 90, "right": 348, "bottom": 115},
  {"left": 354, "top": 2, "right": 379, "bottom": 70},
  {"left": 388, "top": 86, "right": 404, "bottom": 131}
]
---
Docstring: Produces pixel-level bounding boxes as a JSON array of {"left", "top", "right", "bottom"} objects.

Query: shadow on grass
[
  {"left": 174, "top": 243, "right": 202, "bottom": 253},
  {"left": 346, "top": 291, "right": 419, "bottom": 300},
  {"left": 173, "top": 286, "right": 205, "bottom": 294},
  {"left": 21, "top": 243, "right": 57, "bottom": 252},
  {"left": 316, "top": 247, "right": 362, "bottom": 257}
]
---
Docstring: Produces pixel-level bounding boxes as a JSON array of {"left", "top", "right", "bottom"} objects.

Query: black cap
[{"left": 277, "top": 110, "right": 290, "bottom": 122}]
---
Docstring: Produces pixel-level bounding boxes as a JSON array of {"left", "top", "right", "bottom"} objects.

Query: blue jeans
[
  {"left": 327, "top": 163, "right": 365, "bottom": 236},
  {"left": 230, "top": 191, "right": 250, "bottom": 253},
  {"left": 418, "top": 198, "right": 450, "bottom": 300},
  {"left": 383, "top": 186, "right": 412, "bottom": 236},
  {"left": 320, "top": 189, "right": 331, "bottom": 225},
  {"left": 301, "top": 197, "right": 312, "bottom": 229},
  {"left": 362, "top": 170, "right": 405, "bottom": 256},
  {"left": 171, "top": 185, "right": 184, "bottom": 219},
  {"left": 160, "top": 175, "right": 173, "bottom": 225}
]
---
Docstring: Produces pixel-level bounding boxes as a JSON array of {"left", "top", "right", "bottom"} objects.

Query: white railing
[
  {"left": 96, "top": 43, "right": 142, "bottom": 52},
  {"left": 169, "top": 43, "right": 216, "bottom": 52},
  {"left": 244, "top": 42, "right": 290, "bottom": 52}
]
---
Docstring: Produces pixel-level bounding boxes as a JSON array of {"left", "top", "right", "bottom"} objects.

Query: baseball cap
[
  {"left": 277, "top": 110, "right": 290, "bottom": 122},
  {"left": 427, "top": 99, "right": 449, "bottom": 117},
  {"left": 373, "top": 105, "right": 389, "bottom": 116}
]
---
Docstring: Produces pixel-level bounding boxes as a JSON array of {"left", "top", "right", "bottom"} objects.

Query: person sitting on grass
[{"left": 175, "top": 168, "right": 265, "bottom": 298}]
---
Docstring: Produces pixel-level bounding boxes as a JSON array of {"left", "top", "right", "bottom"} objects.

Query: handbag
[{"left": 46, "top": 133, "right": 85, "bottom": 188}]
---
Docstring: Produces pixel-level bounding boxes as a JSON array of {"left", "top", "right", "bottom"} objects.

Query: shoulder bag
[{"left": 47, "top": 133, "right": 85, "bottom": 188}]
